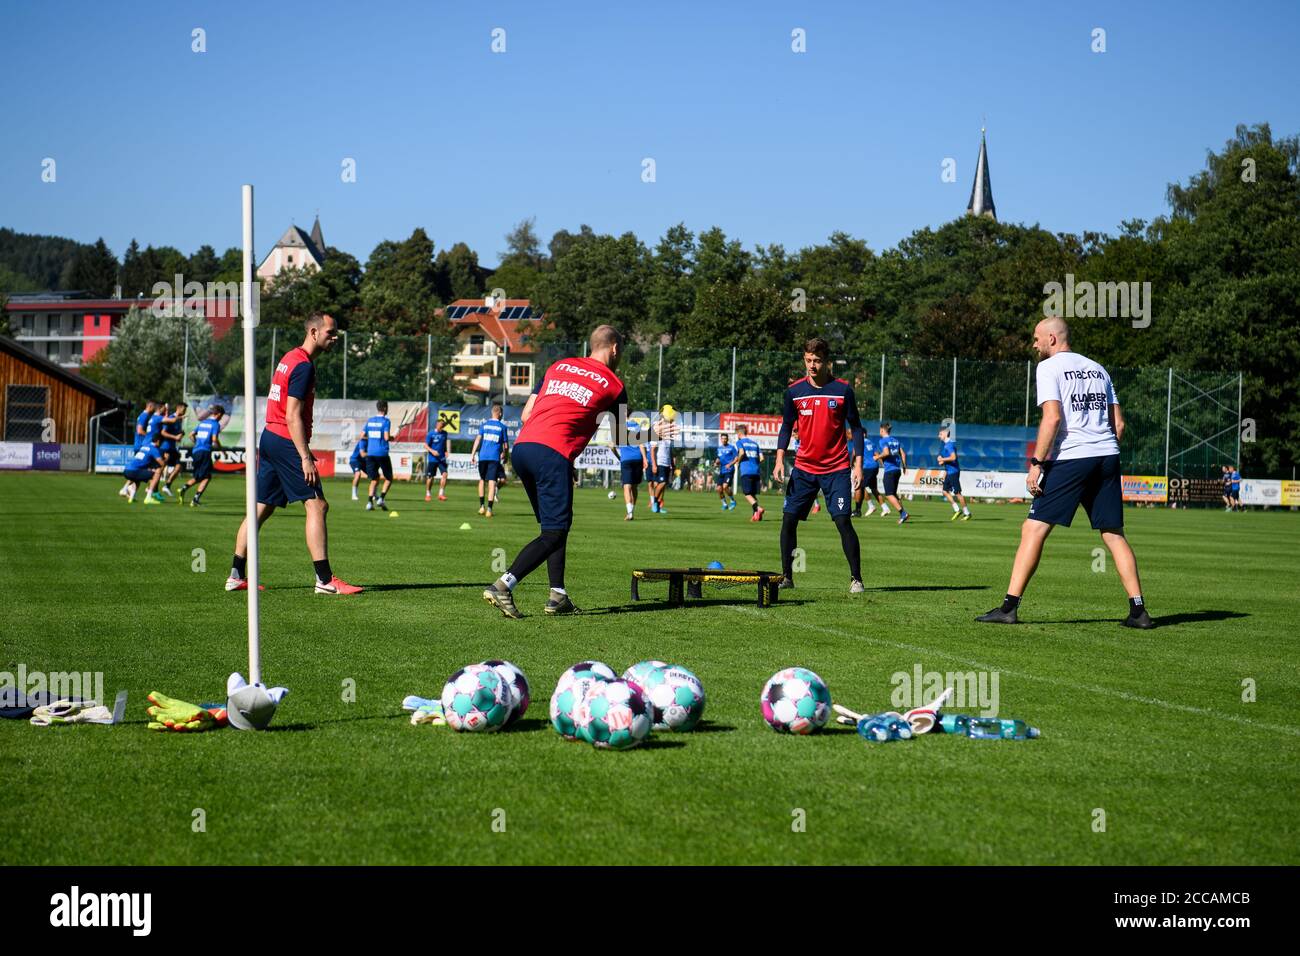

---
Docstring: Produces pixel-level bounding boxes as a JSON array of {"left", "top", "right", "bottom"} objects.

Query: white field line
[{"left": 731, "top": 607, "right": 1300, "bottom": 738}]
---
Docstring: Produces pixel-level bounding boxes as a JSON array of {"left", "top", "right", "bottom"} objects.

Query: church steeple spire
[{"left": 966, "top": 128, "right": 996, "bottom": 220}]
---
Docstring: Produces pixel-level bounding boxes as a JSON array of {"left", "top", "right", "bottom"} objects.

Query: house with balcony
[{"left": 441, "top": 297, "right": 546, "bottom": 403}]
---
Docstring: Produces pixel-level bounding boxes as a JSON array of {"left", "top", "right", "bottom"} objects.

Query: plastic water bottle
[
  {"left": 965, "top": 717, "right": 1040, "bottom": 740},
  {"left": 938, "top": 713, "right": 972, "bottom": 735},
  {"left": 856, "top": 714, "right": 913, "bottom": 742}
]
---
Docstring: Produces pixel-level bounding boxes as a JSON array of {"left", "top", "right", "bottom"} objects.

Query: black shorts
[
  {"left": 123, "top": 468, "right": 153, "bottom": 483},
  {"left": 942, "top": 472, "right": 962, "bottom": 495},
  {"left": 717, "top": 468, "right": 734, "bottom": 487},
  {"left": 1231, "top": 489, "right": 1241, "bottom": 501},
  {"left": 620, "top": 461, "right": 644, "bottom": 486},
  {"left": 192, "top": 450, "right": 214, "bottom": 481},
  {"left": 739, "top": 474, "right": 761, "bottom": 497},
  {"left": 784, "top": 466, "right": 853, "bottom": 520},
  {"left": 257, "top": 431, "right": 324, "bottom": 507},
  {"left": 426, "top": 457, "right": 448, "bottom": 476},
  {"left": 365, "top": 455, "right": 394, "bottom": 481},
  {"left": 862, "top": 469, "right": 879, "bottom": 495},
  {"left": 514, "top": 442, "right": 574, "bottom": 531},
  {"left": 478, "top": 460, "right": 503, "bottom": 482},
  {"left": 1028, "top": 454, "right": 1123, "bottom": 530},
  {"left": 883, "top": 470, "right": 901, "bottom": 497}
]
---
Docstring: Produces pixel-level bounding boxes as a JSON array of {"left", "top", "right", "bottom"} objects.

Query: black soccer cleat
[
  {"left": 544, "top": 590, "right": 579, "bottom": 615},
  {"left": 1122, "top": 609, "right": 1156, "bottom": 629},
  {"left": 483, "top": 584, "right": 523, "bottom": 619},
  {"left": 777, "top": 577, "right": 795, "bottom": 590},
  {"left": 976, "top": 607, "right": 1019, "bottom": 624}
]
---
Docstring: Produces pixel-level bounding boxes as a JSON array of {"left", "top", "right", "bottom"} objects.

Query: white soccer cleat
[{"left": 161, "top": 487, "right": 173, "bottom": 497}]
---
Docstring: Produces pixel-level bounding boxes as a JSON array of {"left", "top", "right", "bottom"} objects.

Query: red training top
[
  {"left": 517, "top": 356, "right": 628, "bottom": 462},
  {"left": 264, "top": 347, "right": 316, "bottom": 443}
]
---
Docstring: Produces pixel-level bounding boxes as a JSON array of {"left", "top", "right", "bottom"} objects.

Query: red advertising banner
[{"left": 720, "top": 412, "right": 783, "bottom": 448}]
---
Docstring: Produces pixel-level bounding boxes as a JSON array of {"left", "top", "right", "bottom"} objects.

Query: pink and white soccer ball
[{"left": 760, "top": 667, "right": 831, "bottom": 734}]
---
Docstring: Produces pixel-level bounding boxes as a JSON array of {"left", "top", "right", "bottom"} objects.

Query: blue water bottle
[{"left": 965, "top": 717, "right": 1040, "bottom": 740}]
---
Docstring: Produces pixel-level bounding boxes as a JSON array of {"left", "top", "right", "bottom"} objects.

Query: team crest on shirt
[{"left": 829, "top": 399, "right": 837, "bottom": 409}]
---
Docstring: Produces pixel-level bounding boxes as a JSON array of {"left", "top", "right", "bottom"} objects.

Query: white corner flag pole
[{"left": 241, "top": 184, "right": 262, "bottom": 686}]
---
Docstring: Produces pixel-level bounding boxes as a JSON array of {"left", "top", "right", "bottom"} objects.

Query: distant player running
[
  {"left": 649, "top": 422, "right": 674, "bottom": 514},
  {"left": 424, "top": 419, "right": 449, "bottom": 502},
  {"left": 716, "top": 432, "right": 738, "bottom": 510},
  {"left": 772, "top": 337, "right": 866, "bottom": 593},
  {"left": 124, "top": 438, "right": 166, "bottom": 504},
  {"left": 733, "top": 423, "right": 766, "bottom": 521},
  {"left": 977, "top": 317, "right": 1152, "bottom": 628},
  {"left": 157, "top": 401, "right": 187, "bottom": 497},
  {"left": 226, "top": 313, "right": 361, "bottom": 595},
  {"left": 364, "top": 400, "right": 393, "bottom": 511},
  {"left": 472, "top": 404, "right": 509, "bottom": 517},
  {"left": 1230, "top": 466, "right": 1242, "bottom": 512},
  {"left": 483, "top": 325, "right": 631, "bottom": 618},
  {"left": 177, "top": 405, "right": 224, "bottom": 507},
  {"left": 1221, "top": 464, "right": 1233, "bottom": 511},
  {"left": 348, "top": 436, "right": 368, "bottom": 501},
  {"left": 612, "top": 420, "right": 648, "bottom": 521},
  {"left": 874, "top": 422, "right": 909, "bottom": 523},
  {"left": 937, "top": 426, "right": 971, "bottom": 520},
  {"left": 120, "top": 400, "right": 157, "bottom": 498},
  {"left": 851, "top": 432, "right": 887, "bottom": 518}
]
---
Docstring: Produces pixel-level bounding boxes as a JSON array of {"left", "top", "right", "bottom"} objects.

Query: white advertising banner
[
  {"left": 575, "top": 445, "right": 621, "bottom": 471},
  {"left": 0, "top": 443, "right": 34, "bottom": 469},
  {"left": 1240, "top": 478, "right": 1282, "bottom": 507},
  {"left": 892, "top": 468, "right": 1030, "bottom": 500}
]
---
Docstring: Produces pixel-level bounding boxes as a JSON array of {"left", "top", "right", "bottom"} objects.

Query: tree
[
  {"left": 434, "top": 242, "right": 483, "bottom": 302},
  {"left": 81, "top": 306, "right": 213, "bottom": 405},
  {"left": 547, "top": 225, "right": 596, "bottom": 265},
  {"left": 535, "top": 232, "right": 653, "bottom": 343},
  {"left": 187, "top": 245, "right": 221, "bottom": 285},
  {"left": 501, "top": 217, "right": 544, "bottom": 270},
  {"left": 646, "top": 223, "right": 695, "bottom": 341},
  {"left": 65, "top": 239, "right": 119, "bottom": 296}
]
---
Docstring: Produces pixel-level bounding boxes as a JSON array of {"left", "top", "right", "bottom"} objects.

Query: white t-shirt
[{"left": 1035, "top": 351, "right": 1120, "bottom": 461}]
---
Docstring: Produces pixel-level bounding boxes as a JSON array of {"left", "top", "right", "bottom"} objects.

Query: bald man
[{"left": 977, "top": 317, "right": 1153, "bottom": 628}]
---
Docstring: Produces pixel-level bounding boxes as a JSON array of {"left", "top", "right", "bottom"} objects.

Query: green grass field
[{"left": 1, "top": 471, "right": 1297, "bottom": 865}]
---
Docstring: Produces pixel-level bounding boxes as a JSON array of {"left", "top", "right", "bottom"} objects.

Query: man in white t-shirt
[{"left": 978, "top": 316, "right": 1153, "bottom": 628}]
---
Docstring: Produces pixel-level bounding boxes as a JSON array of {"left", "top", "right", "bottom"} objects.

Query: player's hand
[
  {"left": 852, "top": 462, "right": 863, "bottom": 493},
  {"left": 772, "top": 461, "right": 785, "bottom": 484},
  {"left": 302, "top": 455, "right": 319, "bottom": 486},
  {"left": 471, "top": 454, "right": 478, "bottom": 463},
  {"left": 1026, "top": 464, "right": 1043, "bottom": 497}
]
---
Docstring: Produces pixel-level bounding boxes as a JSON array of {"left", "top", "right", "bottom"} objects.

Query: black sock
[
  {"left": 232, "top": 554, "right": 247, "bottom": 579},
  {"left": 507, "top": 530, "right": 566, "bottom": 585},
  {"left": 1129, "top": 596, "right": 1145, "bottom": 616},
  {"left": 193, "top": 491, "right": 202, "bottom": 502},
  {"left": 780, "top": 513, "right": 799, "bottom": 578},
  {"left": 752, "top": 502, "right": 759, "bottom": 513},
  {"left": 1001, "top": 593, "right": 1021, "bottom": 613},
  {"left": 546, "top": 532, "right": 569, "bottom": 590},
  {"left": 314, "top": 559, "right": 333, "bottom": 583},
  {"left": 479, "top": 495, "right": 485, "bottom": 506},
  {"left": 833, "top": 515, "right": 862, "bottom": 581}
]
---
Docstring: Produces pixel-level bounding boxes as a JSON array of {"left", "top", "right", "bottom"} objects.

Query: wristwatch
[{"left": 1030, "top": 457, "right": 1044, "bottom": 467}]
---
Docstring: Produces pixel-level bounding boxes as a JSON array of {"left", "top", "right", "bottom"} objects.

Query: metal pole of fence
[
  {"left": 425, "top": 334, "right": 432, "bottom": 406},
  {"left": 501, "top": 340, "right": 508, "bottom": 409},
  {"left": 342, "top": 331, "right": 348, "bottom": 399},
  {"left": 728, "top": 348, "right": 738, "bottom": 416},
  {"left": 656, "top": 342, "right": 664, "bottom": 411},
  {"left": 878, "top": 353, "right": 885, "bottom": 421},
  {"left": 269, "top": 327, "right": 277, "bottom": 385},
  {"left": 1164, "top": 367, "right": 1173, "bottom": 478},
  {"left": 1023, "top": 360, "right": 1030, "bottom": 427},
  {"left": 182, "top": 321, "right": 189, "bottom": 404},
  {"left": 1236, "top": 371, "right": 1243, "bottom": 467},
  {"left": 951, "top": 356, "right": 957, "bottom": 424}
]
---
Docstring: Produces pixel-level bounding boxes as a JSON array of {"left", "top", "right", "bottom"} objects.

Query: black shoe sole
[
  {"left": 1122, "top": 615, "right": 1156, "bottom": 629},
  {"left": 975, "top": 610, "right": 1018, "bottom": 624}
]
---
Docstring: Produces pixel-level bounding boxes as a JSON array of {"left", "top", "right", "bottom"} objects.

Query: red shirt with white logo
[
  {"left": 778, "top": 376, "right": 865, "bottom": 475},
  {"left": 517, "top": 357, "right": 628, "bottom": 462},
  {"left": 265, "top": 347, "right": 316, "bottom": 442}
]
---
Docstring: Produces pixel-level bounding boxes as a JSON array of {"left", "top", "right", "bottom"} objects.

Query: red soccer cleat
[
  {"left": 224, "top": 577, "right": 265, "bottom": 592},
  {"left": 316, "top": 576, "right": 363, "bottom": 595}
]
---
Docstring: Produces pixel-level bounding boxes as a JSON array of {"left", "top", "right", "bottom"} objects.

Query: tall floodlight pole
[
  {"left": 951, "top": 357, "right": 957, "bottom": 423},
  {"left": 1164, "top": 367, "right": 1173, "bottom": 478},
  {"left": 240, "top": 185, "right": 262, "bottom": 686},
  {"left": 1024, "top": 360, "right": 1031, "bottom": 428},
  {"left": 730, "top": 347, "right": 737, "bottom": 414},
  {"left": 342, "top": 332, "right": 348, "bottom": 399},
  {"left": 878, "top": 354, "right": 885, "bottom": 421},
  {"left": 656, "top": 342, "right": 664, "bottom": 411},
  {"left": 425, "top": 333, "right": 432, "bottom": 406},
  {"left": 182, "top": 321, "right": 190, "bottom": 405},
  {"left": 1236, "top": 372, "right": 1243, "bottom": 467}
]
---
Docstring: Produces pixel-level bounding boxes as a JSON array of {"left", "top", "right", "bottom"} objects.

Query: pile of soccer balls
[
  {"left": 550, "top": 660, "right": 707, "bottom": 751},
  {"left": 439, "top": 660, "right": 531, "bottom": 732}
]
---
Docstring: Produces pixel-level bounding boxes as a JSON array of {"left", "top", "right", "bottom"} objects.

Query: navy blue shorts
[
  {"left": 350, "top": 458, "right": 364, "bottom": 474},
  {"left": 426, "top": 456, "right": 447, "bottom": 476},
  {"left": 739, "top": 474, "right": 761, "bottom": 497},
  {"left": 1028, "top": 454, "right": 1123, "bottom": 529},
  {"left": 784, "top": 466, "right": 853, "bottom": 520},
  {"left": 161, "top": 447, "right": 180, "bottom": 467},
  {"left": 513, "top": 442, "right": 574, "bottom": 531},
  {"left": 124, "top": 468, "right": 153, "bottom": 483},
  {"left": 1231, "top": 488, "right": 1240, "bottom": 501},
  {"left": 620, "top": 461, "right": 644, "bottom": 486},
  {"left": 883, "top": 470, "right": 901, "bottom": 497},
  {"left": 943, "top": 472, "right": 962, "bottom": 495},
  {"left": 478, "top": 459, "right": 503, "bottom": 482},
  {"left": 366, "top": 455, "right": 393, "bottom": 481},
  {"left": 862, "top": 469, "right": 879, "bottom": 495},
  {"left": 717, "top": 468, "right": 734, "bottom": 487},
  {"left": 192, "top": 450, "right": 214, "bottom": 481},
  {"left": 257, "top": 431, "right": 324, "bottom": 507}
]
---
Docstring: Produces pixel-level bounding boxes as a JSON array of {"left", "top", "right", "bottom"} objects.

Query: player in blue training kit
[
  {"left": 937, "top": 426, "right": 971, "bottom": 520},
  {"left": 348, "top": 436, "right": 368, "bottom": 500},
  {"left": 120, "top": 400, "right": 159, "bottom": 497},
  {"left": 424, "top": 419, "right": 449, "bottom": 502},
  {"left": 364, "top": 400, "right": 393, "bottom": 511},
  {"left": 178, "top": 405, "right": 224, "bottom": 506},
  {"left": 733, "top": 424, "right": 766, "bottom": 521},
  {"left": 1221, "top": 465, "right": 1233, "bottom": 511},
  {"left": 874, "top": 422, "right": 909, "bottom": 523},
  {"left": 1230, "top": 466, "right": 1242, "bottom": 512},
  {"left": 157, "top": 402, "right": 187, "bottom": 498},
  {"left": 716, "top": 432, "right": 739, "bottom": 510},
  {"left": 124, "top": 440, "right": 166, "bottom": 504},
  {"left": 472, "top": 404, "right": 510, "bottom": 517},
  {"left": 611, "top": 420, "right": 648, "bottom": 521},
  {"left": 851, "top": 431, "right": 888, "bottom": 518}
]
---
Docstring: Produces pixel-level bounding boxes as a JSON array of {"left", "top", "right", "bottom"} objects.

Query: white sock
[
  {"left": 963, "top": 506, "right": 971, "bottom": 515},
  {"left": 550, "top": 587, "right": 567, "bottom": 595},
  {"left": 882, "top": 505, "right": 890, "bottom": 514},
  {"left": 951, "top": 502, "right": 960, "bottom": 512},
  {"left": 499, "top": 572, "right": 518, "bottom": 591},
  {"left": 626, "top": 503, "right": 634, "bottom": 515}
]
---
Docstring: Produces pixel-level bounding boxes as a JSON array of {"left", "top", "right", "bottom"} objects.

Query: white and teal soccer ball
[
  {"left": 442, "top": 664, "right": 512, "bottom": 732},
  {"left": 608, "top": 490, "right": 617, "bottom": 499},
  {"left": 550, "top": 674, "right": 603, "bottom": 740},
  {"left": 622, "top": 660, "right": 668, "bottom": 694},
  {"left": 640, "top": 664, "right": 706, "bottom": 731},
  {"left": 761, "top": 667, "right": 831, "bottom": 735},
  {"left": 557, "top": 661, "right": 617, "bottom": 691},
  {"left": 480, "top": 659, "right": 530, "bottom": 727},
  {"left": 574, "top": 679, "right": 652, "bottom": 750}
]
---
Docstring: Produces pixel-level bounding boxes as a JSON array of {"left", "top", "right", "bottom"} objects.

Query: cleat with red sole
[
  {"left": 225, "top": 577, "right": 265, "bottom": 592},
  {"left": 316, "top": 576, "right": 363, "bottom": 595}
]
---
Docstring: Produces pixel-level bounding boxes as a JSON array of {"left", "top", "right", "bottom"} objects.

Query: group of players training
[
  {"left": 210, "top": 312, "right": 1152, "bottom": 627},
  {"left": 117, "top": 399, "right": 225, "bottom": 507}
]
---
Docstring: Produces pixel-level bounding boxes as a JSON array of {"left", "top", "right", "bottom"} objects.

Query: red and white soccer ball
[{"left": 760, "top": 667, "right": 831, "bottom": 735}]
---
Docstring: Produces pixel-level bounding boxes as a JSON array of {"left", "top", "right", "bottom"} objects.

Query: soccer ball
[
  {"left": 480, "top": 659, "right": 530, "bottom": 726},
  {"left": 608, "top": 490, "right": 617, "bottom": 499},
  {"left": 761, "top": 667, "right": 831, "bottom": 734},
  {"left": 639, "top": 665, "right": 706, "bottom": 731},
  {"left": 557, "top": 661, "right": 617, "bottom": 690},
  {"left": 575, "top": 679, "right": 652, "bottom": 750},
  {"left": 622, "top": 660, "right": 668, "bottom": 692},
  {"left": 550, "top": 674, "right": 604, "bottom": 740},
  {"left": 441, "top": 664, "right": 512, "bottom": 732}
]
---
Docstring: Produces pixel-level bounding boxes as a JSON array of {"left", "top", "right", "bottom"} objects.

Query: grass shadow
[
  {"left": 686, "top": 722, "right": 736, "bottom": 734},
  {"left": 869, "top": 585, "right": 990, "bottom": 592},
  {"left": 583, "top": 598, "right": 810, "bottom": 615},
  {"left": 1035, "top": 610, "right": 1248, "bottom": 627}
]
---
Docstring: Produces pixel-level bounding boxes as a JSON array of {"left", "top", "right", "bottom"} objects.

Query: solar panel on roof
[{"left": 446, "top": 306, "right": 463, "bottom": 319}]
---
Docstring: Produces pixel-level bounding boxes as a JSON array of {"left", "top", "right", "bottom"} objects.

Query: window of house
[
  {"left": 509, "top": 364, "right": 532, "bottom": 388},
  {"left": 4, "top": 385, "right": 49, "bottom": 441}
]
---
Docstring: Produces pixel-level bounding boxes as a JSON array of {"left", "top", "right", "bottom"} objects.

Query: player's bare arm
[
  {"left": 520, "top": 393, "right": 538, "bottom": 423},
  {"left": 285, "top": 395, "right": 318, "bottom": 486},
  {"left": 1027, "top": 399, "right": 1063, "bottom": 495},
  {"left": 1111, "top": 403, "right": 1125, "bottom": 441}
]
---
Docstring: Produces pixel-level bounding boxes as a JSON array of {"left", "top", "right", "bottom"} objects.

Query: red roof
[{"left": 443, "top": 298, "right": 548, "bottom": 354}]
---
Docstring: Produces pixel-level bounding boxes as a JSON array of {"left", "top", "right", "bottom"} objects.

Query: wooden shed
[{"left": 0, "top": 335, "right": 125, "bottom": 445}]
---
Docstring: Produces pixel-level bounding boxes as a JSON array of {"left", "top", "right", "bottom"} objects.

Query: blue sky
[{"left": 2, "top": 0, "right": 1297, "bottom": 268}]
